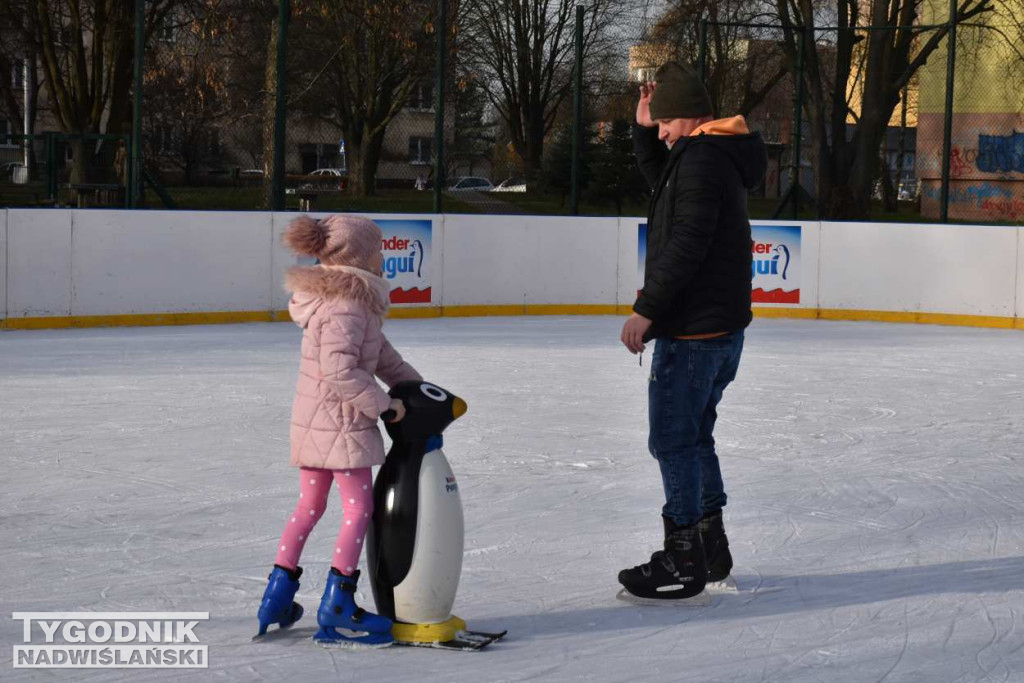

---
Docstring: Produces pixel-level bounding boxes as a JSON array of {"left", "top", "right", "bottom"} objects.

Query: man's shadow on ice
[{"left": 472, "top": 555, "right": 1024, "bottom": 640}]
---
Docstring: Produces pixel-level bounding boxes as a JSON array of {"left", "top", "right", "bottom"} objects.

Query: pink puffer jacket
[{"left": 285, "top": 265, "right": 421, "bottom": 470}]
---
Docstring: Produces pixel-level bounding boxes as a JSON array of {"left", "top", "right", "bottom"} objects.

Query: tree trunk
[
  {"left": 346, "top": 133, "right": 384, "bottom": 198},
  {"left": 24, "top": 52, "right": 39, "bottom": 181},
  {"left": 68, "top": 139, "right": 90, "bottom": 185},
  {"left": 881, "top": 152, "right": 897, "bottom": 213},
  {"left": 260, "top": 16, "right": 280, "bottom": 210}
]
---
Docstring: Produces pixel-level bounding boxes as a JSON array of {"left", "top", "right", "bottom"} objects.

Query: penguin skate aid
[
  {"left": 256, "top": 213, "right": 422, "bottom": 649},
  {"left": 367, "top": 380, "right": 507, "bottom": 651}
]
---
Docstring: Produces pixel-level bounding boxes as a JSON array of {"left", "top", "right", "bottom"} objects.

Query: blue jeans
[{"left": 648, "top": 331, "right": 744, "bottom": 527}]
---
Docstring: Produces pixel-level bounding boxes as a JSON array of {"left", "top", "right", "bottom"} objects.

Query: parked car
[
  {"left": 492, "top": 177, "right": 527, "bottom": 193},
  {"left": 303, "top": 168, "right": 347, "bottom": 190},
  {"left": 239, "top": 168, "right": 264, "bottom": 178},
  {"left": 447, "top": 176, "right": 494, "bottom": 192},
  {"left": 310, "top": 168, "right": 345, "bottom": 178}
]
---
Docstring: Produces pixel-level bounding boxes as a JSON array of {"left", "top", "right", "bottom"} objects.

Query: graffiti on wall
[
  {"left": 922, "top": 181, "right": 1024, "bottom": 221},
  {"left": 949, "top": 146, "right": 976, "bottom": 177},
  {"left": 948, "top": 133, "right": 1024, "bottom": 176},
  {"left": 922, "top": 181, "right": 1012, "bottom": 204},
  {"left": 976, "top": 131, "right": 1024, "bottom": 174},
  {"left": 915, "top": 113, "right": 1024, "bottom": 221}
]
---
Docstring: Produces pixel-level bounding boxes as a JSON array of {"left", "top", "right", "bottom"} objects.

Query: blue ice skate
[
  {"left": 313, "top": 568, "right": 394, "bottom": 648},
  {"left": 254, "top": 565, "right": 304, "bottom": 639}
]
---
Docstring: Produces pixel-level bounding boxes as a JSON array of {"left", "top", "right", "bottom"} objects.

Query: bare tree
[
  {"left": 647, "top": 0, "right": 788, "bottom": 119},
  {"left": 288, "top": 0, "right": 437, "bottom": 197},
  {"left": 144, "top": 0, "right": 232, "bottom": 183},
  {"left": 459, "top": 0, "right": 624, "bottom": 175},
  {"left": 0, "top": 0, "right": 178, "bottom": 183},
  {"left": 774, "top": 0, "right": 994, "bottom": 219}
]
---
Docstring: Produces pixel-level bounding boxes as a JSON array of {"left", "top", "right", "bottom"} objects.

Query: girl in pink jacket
[{"left": 256, "top": 214, "right": 422, "bottom": 648}]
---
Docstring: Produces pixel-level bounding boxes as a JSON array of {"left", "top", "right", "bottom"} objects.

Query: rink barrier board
[
  {"left": 1, "top": 210, "right": 1023, "bottom": 331},
  {"left": 2, "top": 306, "right": 1022, "bottom": 331}
]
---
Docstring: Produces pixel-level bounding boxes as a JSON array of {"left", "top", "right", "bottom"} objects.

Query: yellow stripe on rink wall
[
  {"left": 754, "top": 307, "right": 1020, "bottom": 330},
  {"left": 1, "top": 306, "right": 1021, "bottom": 331},
  {"left": 0, "top": 310, "right": 290, "bottom": 330}
]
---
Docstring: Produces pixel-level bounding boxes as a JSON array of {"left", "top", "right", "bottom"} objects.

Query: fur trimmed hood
[{"left": 285, "top": 265, "right": 390, "bottom": 327}]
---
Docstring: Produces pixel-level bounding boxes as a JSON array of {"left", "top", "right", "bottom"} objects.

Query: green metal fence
[{"left": 2, "top": 0, "right": 1022, "bottom": 224}]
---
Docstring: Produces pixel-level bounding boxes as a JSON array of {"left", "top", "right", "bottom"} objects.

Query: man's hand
[
  {"left": 636, "top": 81, "right": 657, "bottom": 128},
  {"left": 620, "top": 313, "right": 653, "bottom": 354}
]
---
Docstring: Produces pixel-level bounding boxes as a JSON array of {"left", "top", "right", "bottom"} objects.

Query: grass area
[
  {"left": 493, "top": 192, "right": 930, "bottom": 222},
  {"left": 0, "top": 182, "right": 57, "bottom": 207},
  {"left": 492, "top": 191, "right": 649, "bottom": 217},
  {"left": 136, "top": 187, "right": 482, "bottom": 214}
]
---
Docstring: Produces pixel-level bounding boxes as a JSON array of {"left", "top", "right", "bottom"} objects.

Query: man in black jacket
[{"left": 618, "top": 62, "right": 767, "bottom": 602}]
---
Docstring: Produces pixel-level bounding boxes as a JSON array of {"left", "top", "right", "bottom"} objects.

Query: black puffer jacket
[{"left": 633, "top": 121, "right": 767, "bottom": 340}]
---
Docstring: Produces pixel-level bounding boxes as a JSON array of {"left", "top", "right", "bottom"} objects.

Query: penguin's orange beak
[{"left": 452, "top": 397, "right": 468, "bottom": 420}]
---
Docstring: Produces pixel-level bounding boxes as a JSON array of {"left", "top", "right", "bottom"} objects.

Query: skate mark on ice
[
  {"left": 875, "top": 602, "right": 910, "bottom": 683},
  {"left": 752, "top": 501, "right": 898, "bottom": 532},
  {"left": 464, "top": 538, "right": 515, "bottom": 557},
  {"left": 974, "top": 597, "right": 1008, "bottom": 682}
]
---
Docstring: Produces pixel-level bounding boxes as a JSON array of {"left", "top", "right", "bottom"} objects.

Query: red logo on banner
[
  {"left": 391, "top": 287, "right": 432, "bottom": 304},
  {"left": 752, "top": 288, "right": 800, "bottom": 304}
]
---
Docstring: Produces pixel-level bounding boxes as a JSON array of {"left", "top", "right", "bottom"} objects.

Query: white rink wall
[
  {"left": 818, "top": 221, "right": 1022, "bottom": 320},
  {"left": 0, "top": 208, "right": 1022, "bottom": 327},
  {"left": 441, "top": 214, "right": 621, "bottom": 307}
]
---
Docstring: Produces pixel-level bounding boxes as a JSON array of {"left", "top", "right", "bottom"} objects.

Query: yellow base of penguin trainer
[{"left": 391, "top": 615, "right": 467, "bottom": 644}]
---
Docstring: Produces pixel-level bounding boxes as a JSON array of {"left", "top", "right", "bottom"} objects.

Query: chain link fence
[{"left": 2, "top": 0, "right": 1023, "bottom": 224}]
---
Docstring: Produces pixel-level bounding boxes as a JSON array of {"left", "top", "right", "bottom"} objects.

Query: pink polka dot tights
[{"left": 274, "top": 467, "right": 373, "bottom": 575}]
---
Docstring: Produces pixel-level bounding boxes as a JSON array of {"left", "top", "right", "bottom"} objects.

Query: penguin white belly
[{"left": 392, "top": 448, "right": 464, "bottom": 624}]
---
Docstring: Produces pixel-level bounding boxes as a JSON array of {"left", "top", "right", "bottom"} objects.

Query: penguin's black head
[{"left": 384, "top": 380, "right": 467, "bottom": 443}]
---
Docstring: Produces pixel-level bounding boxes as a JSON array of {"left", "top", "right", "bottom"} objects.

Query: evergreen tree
[
  {"left": 541, "top": 120, "right": 595, "bottom": 207},
  {"left": 589, "top": 118, "right": 647, "bottom": 215}
]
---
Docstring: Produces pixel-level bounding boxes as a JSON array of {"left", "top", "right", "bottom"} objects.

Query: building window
[
  {"left": 407, "top": 83, "right": 434, "bottom": 111},
  {"left": 158, "top": 17, "right": 175, "bottom": 42},
  {"left": 409, "top": 136, "right": 432, "bottom": 165},
  {"left": 0, "top": 119, "right": 16, "bottom": 148},
  {"left": 633, "top": 67, "right": 656, "bottom": 83}
]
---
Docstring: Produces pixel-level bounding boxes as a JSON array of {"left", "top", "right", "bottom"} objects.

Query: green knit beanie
[{"left": 648, "top": 62, "right": 713, "bottom": 120}]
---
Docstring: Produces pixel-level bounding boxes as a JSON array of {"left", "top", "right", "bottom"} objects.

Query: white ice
[{"left": 2, "top": 316, "right": 1023, "bottom": 682}]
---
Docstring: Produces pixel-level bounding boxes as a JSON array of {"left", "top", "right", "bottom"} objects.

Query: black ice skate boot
[
  {"left": 617, "top": 518, "right": 707, "bottom": 600},
  {"left": 698, "top": 512, "right": 733, "bottom": 583}
]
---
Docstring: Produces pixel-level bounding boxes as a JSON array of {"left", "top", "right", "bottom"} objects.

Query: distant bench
[{"left": 61, "top": 183, "right": 125, "bottom": 208}]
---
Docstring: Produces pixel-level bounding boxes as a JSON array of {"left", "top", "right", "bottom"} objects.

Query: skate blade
[
  {"left": 252, "top": 627, "right": 300, "bottom": 643},
  {"left": 616, "top": 588, "right": 713, "bottom": 607},
  {"left": 252, "top": 603, "right": 304, "bottom": 641},
  {"left": 706, "top": 576, "right": 739, "bottom": 593},
  {"left": 397, "top": 629, "right": 507, "bottom": 651},
  {"left": 315, "top": 638, "right": 393, "bottom": 650}
]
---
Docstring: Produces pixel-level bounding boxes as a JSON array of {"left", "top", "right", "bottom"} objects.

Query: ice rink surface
[{"left": 2, "top": 316, "right": 1023, "bottom": 682}]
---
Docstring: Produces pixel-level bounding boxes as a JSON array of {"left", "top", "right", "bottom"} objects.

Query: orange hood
[{"left": 690, "top": 115, "right": 750, "bottom": 137}]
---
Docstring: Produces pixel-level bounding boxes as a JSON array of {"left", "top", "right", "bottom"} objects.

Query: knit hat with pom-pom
[{"left": 282, "top": 214, "right": 382, "bottom": 269}]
